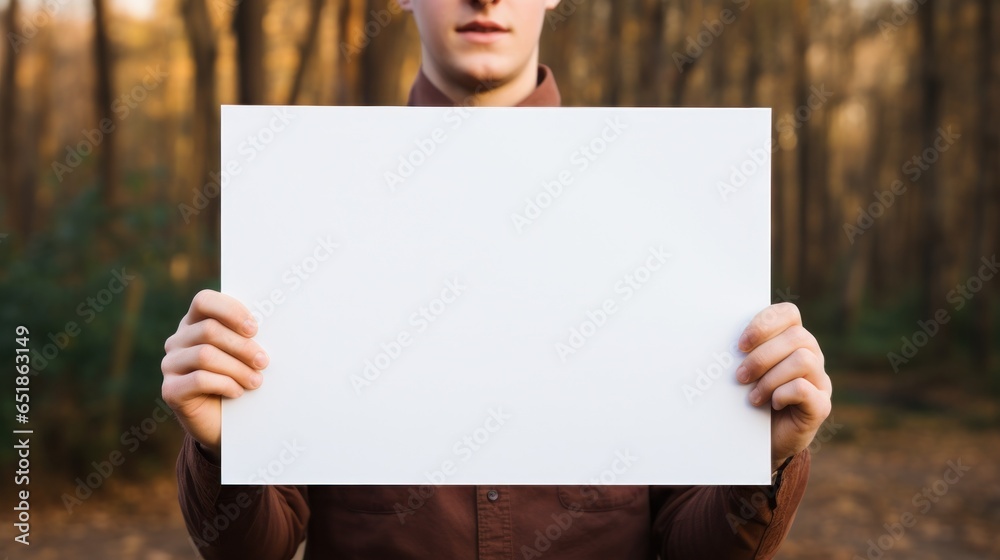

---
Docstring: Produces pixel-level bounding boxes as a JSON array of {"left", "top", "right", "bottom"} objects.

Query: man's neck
[{"left": 419, "top": 52, "right": 542, "bottom": 107}]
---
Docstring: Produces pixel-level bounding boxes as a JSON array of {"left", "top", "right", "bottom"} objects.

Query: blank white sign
[{"left": 220, "top": 105, "right": 772, "bottom": 485}]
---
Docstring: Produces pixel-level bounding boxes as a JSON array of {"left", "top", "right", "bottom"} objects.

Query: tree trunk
[
  {"left": 917, "top": 1, "right": 944, "bottom": 321},
  {"left": 741, "top": 4, "right": 759, "bottom": 108},
  {"left": 669, "top": 0, "right": 696, "bottom": 107},
  {"left": 287, "top": 0, "right": 325, "bottom": 105},
  {"left": 103, "top": 275, "right": 146, "bottom": 445},
  {"left": 605, "top": 0, "right": 629, "bottom": 106},
  {"left": 233, "top": 0, "right": 266, "bottom": 104},
  {"left": 842, "top": 97, "right": 884, "bottom": 334},
  {"left": 637, "top": 0, "right": 665, "bottom": 106},
  {"left": 182, "top": 0, "right": 220, "bottom": 279},
  {"left": 707, "top": 0, "right": 726, "bottom": 106},
  {"left": 1, "top": 0, "right": 21, "bottom": 245},
  {"left": 360, "top": 0, "right": 418, "bottom": 105},
  {"left": 792, "top": 0, "right": 810, "bottom": 294},
  {"left": 334, "top": 0, "right": 365, "bottom": 105},
  {"left": 92, "top": 0, "right": 116, "bottom": 210},
  {"left": 971, "top": 0, "right": 997, "bottom": 369}
]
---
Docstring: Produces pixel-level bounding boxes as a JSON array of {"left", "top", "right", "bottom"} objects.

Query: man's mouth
[{"left": 456, "top": 19, "right": 510, "bottom": 34}]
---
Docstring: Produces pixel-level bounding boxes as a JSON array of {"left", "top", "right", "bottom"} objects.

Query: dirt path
[{"left": 781, "top": 403, "right": 1000, "bottom": 560}]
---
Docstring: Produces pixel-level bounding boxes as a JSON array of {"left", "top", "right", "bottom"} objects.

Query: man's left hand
[{"left": 736, "top": 302, "right": 833, "bottom": 472}]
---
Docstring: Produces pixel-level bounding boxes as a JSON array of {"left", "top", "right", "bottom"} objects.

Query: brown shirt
[{"left": 176, "top": 65, "right": 811, "bottom": 560}]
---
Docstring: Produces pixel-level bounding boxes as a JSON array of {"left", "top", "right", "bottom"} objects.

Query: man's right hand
[{"left": 161, "top": 289, "right": 269, "bottom": 460}]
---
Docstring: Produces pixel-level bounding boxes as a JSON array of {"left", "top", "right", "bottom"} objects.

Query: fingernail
[
  {"left": 736, "top": 366, "right": 748, "bottom": 383},
  {"left": 738, "top": 332, "right": 749, "bottom": 351},
  {"left": 243, "top": 319, "right": 257, "bottom": 335},
  {"left": 749, "top": 388, "right": 761, "bottom": 405},
  {"left": 250, "top": 373, "right": 263, "bottom": 388},
  {"left": 253, "top": 352, "right": 269, "bottom": 369}
]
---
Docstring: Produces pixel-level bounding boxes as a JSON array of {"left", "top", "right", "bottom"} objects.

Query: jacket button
[{"left": 487, "top": 489, "right": 499, "bottom": 502}]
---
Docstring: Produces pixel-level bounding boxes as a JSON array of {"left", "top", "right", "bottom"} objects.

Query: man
[{"left": 161, "top": 0, "right": 833, "bottom": 558}]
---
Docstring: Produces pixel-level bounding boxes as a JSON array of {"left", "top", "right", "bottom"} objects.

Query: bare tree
[
  {"left": 360, "top": 0, "right": 418, "bottom": 105},
  {"left": 605, "top": 0, "right": 629, "bottom": 106},
  {"left": 971, "top": 0, "right": 997, "bottom": 368},
  {"left": 92, "top": 0, "right": 116, "bottom": 210},
  {"left": 288, "top": 0, "right": 326, "bottom": 105},
  {"left": 637, "top": 0, "right": 666, "bottom": 105},
  {"left": 233, "top": 0, "right": 266, "bottom": 104},
  {"left": 182, "top": 0, "right": 220, "bottom": 278},
  {"left": 916, "top": 0, "right": 944, "bottom": 320},
  {"left": 791, "top": 0, "right": 810, "bottom": 292},
  {"left": 1, "top": 0, "right": 21, "bottom": 242},
  {"left": 335, "top": 0, "right": 366, "bottom": 105}
]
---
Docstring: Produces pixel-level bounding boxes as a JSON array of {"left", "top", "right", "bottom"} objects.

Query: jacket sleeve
[
  {"left": 650, "top": 448, "right": 810, "bottom": 559},
  {"left": 175, "top": 432, "right": 311, "bottom": 560}
]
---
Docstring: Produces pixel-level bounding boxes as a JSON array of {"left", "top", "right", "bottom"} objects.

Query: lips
[
  {"left": 456, "top": 20, "right": 509, "bottom": 33},
  {"left": 456, "top": 19, "right": 509, "bottom": 44}
]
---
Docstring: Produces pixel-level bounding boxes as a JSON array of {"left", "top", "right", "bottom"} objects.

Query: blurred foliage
[{"left": 0, "top": 182, "right": 204, "bottom": 471}]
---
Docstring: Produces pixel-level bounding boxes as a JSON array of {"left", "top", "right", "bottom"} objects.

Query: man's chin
[{"left": 447, "top": 57, "right": 518, "bottom": 92}]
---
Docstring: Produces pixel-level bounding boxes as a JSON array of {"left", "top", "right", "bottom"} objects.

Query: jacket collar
[{"left": 406, "top": 64, "right": 562, "bottom": 108}]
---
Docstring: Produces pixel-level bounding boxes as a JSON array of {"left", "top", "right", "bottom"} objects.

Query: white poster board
[{"left": 220, "top": 105, "right": 772, "bottom": 485}]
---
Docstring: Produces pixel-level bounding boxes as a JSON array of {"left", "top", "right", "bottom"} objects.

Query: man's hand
[
  {"left": 736, "top": 302, "right": 832, "bottom": 472},
  {"left": 161, "top": 289, "right": 269, "bottom": 460}
]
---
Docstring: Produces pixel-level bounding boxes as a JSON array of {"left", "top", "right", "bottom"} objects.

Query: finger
[
  {"left": 167, "top": 318, "right": 269, "bottom": 370},
  {"left": 770, "top": 377, "right": 831, "bottom": 421},
  {"left": 739, "top": 302, "right": 801, "bottom": 352},
  {"left": 737, "top": 324, "right": 817, "bottom": 383},
  {"left": 182, "top": 289, "right": 258, "bottom": 337},
  {"left": 748, "top": 347, "right": 830, "bottom": 406},
  {"left": 163, "top": 369, "right": 246, "bottom": 405},
  {"left": 163, "top": 344, "right": 263, "bottom": 390}
]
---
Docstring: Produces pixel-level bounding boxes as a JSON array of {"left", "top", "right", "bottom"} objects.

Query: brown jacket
[{"left": 176, "top": 65, "right": 811, "bottom": 560}]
